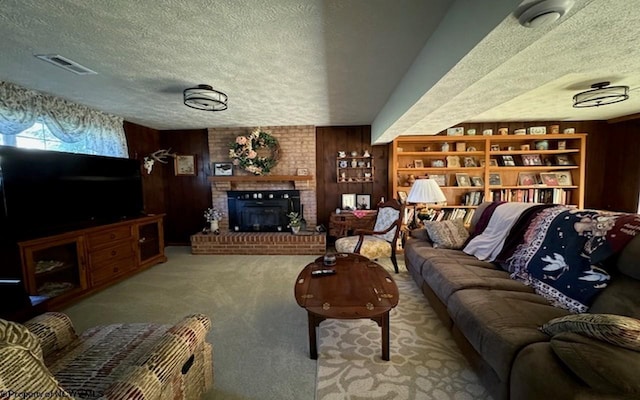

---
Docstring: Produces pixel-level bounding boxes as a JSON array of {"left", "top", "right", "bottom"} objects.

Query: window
[{"left": 1, "top": 121, "right": 95, "bottom": 155}]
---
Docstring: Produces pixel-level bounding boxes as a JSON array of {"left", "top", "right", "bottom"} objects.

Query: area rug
[{"left": 315, "top": 269, "right": 493, "bottom": 400}]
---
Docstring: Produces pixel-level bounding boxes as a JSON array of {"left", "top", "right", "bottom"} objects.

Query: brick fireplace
[{"left": 190, "top": 125, "right": 324, "bottom": 255}]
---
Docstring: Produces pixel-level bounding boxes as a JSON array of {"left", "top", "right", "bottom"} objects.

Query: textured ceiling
[
  {"left": 0, "top": 0, "right": 451, "bottom": 132},
  {"left": 0, "top": 0, "right": 639, "bottom": 144},
  {"left": 376, "top": 0, "right": 640, "bottom": 142}
]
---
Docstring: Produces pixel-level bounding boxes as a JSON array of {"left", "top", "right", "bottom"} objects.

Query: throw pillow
[
  {"left": 540, "top": 313, "right": 640, "bottom": 352},
  {"left": 423, "top": 219, "right": 469, "bottom": 249},
  {"left": 550, "top": 332, "right": 640, "bottom": 395}
]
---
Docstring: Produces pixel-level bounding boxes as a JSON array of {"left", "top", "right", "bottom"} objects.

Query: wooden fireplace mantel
[{"left": 208, "top": 175, "right": 313, "bottom": 191}]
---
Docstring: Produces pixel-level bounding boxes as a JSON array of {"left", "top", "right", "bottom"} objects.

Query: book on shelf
[
  {"left": 489, "top": 188, "right": 571, "bottom": 205},
  {"left": 419, "top": 207, "right": 475, "bottom": 225}
]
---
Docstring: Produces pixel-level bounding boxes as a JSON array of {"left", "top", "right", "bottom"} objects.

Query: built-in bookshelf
[{"left": 390, "top": 133, "right": 586, "bottom": 212}]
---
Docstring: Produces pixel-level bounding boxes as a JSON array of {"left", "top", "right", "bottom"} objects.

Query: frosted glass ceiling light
[
  {"left": 573, "top": 82, "right": 629, "bottom": 108},
  {"left": 183, "top": 84, "right": 228, "bottom": 111}
]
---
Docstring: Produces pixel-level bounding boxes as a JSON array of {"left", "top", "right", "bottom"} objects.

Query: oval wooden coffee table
[{"left": 294, "top": 253, "right": 399, "bottom": 361}]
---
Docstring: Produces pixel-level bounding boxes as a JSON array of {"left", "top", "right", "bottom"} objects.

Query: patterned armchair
[
  {"left": 0, "top": 312, "right": 213, "bottom": 399},
  {"left": 335, "top": 199, "right": 404, "bottom": 273}
]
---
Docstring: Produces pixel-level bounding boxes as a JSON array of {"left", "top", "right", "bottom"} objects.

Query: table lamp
[{"left": 406, "top": 178, "right": 447, "bottom": 225}]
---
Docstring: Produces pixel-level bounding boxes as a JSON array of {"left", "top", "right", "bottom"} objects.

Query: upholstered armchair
[
  {"left": 0, "top": 312, "right": 213, "bottom": 399},
  {"left": 335, "top": 199, "right": 404, "bottom": 273}
]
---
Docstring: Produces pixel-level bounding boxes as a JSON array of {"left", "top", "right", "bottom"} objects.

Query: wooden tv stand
[{"left": 18, "top": 214, "right": 167, "bottom": 312}]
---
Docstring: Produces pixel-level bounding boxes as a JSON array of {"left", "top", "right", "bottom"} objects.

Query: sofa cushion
[
  {"left": 541, "top": 313, "right": 640, "bottom": 351},
  {"left": 617, "top": 234, "right": 640, "bottom": 280},
  {"left": 589, "top": 271, "right": 640, "bottom": 318},
  {"left": 423, "top": 219, "right": 469, "bottom": 249},
  {"left": 550, "top": 332, "right": 640, "bottom": 395},
  {"left": 420, "top": 251, "right": 533, "bottom": 304},
  {"left": 335, "top": 235, "right": 391, "bottom": 260},
  {"left": 447, "top": 288, "right": 570, "bottom": 381}
]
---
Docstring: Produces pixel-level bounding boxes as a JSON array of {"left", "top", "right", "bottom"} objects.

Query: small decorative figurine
[{"left": 363, "top": 149, "right": 371, "bottom": 157}]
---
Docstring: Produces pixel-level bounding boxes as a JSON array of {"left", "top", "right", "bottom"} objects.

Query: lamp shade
[{"left": 406, "top": 179, "right": 447, "bottom": 204}]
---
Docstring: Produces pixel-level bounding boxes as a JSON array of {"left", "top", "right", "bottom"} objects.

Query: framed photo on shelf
[
  {"left": 397, "top": 191, "right": 408, "bottom": 204},
  {"left": 428, "top": 174, "right": 446, "bottom": 186},
  {"left": 455, "top": 173, "right": 471, "bottom": 187},
  {"left": 174, "top": 155, "right": 196, "bottom": 176},
  {"left": 540, "top": 172, "right": 560, "bottom": 186},
  {"left": 296, "top": 168, "right": 309, "bottom": 176},
  {"left": 446, "top": 155, "right": 461, "bottom": 168},
  {"left": 489, "top": 159, "right": 499, "bottom": 167},
  {"left": 556, "top": 171, "right": 573, "bottom": 186},
  {"left": 521, "top": 154, "right": 543, "bottom": 166},
  {"left": 556, "top": 155, "right": 572, "bottom": 165},
  {"left": 471, "top": 176, "right": 484, "bottom": 187},
  {"left": 488, "top": 173, "right": 502, "bottom": 186},
  {"left": 455, "top": 142, "right": 466, "bottom": 152},
  {"left": 490, "top": 144, "right": 500, "bottom": 151},
  {"left": 414, "top": 160, "right": 424, "bottom": 168},
  {"left": 213, "top": 162, "right": 233, "bottom": 176},
  {"left": 518, "top": 172, "right": 538, "bottom": 186},
  {"left": 501, "top": 155, "right": 516, "bottom": 166},
  {"left": 341, "top": 193, "right": 357, "bottom": 210},
  {"left": 356, "top": 194, "right": 372, "bottom": 210},
  {"left": 463, "top": 156, "right": 477, "bottom": 167}
]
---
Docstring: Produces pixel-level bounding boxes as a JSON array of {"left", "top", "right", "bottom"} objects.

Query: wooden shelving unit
[{"left": 390, "top": 133, "right": 586, "bottom": 209}]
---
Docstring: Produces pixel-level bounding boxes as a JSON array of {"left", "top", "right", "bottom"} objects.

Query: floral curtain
[{"left": 0, "top": 81, "right": 128, "bottom": 157}]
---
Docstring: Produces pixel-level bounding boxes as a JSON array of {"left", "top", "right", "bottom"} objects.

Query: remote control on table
[{"left": 312, "top": 269, "right": 336, "bottom": 276}]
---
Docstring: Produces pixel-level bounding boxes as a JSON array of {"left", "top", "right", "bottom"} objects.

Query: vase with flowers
[
  {"left": 204, "top": 207, "right": 223, "bottom": 235},
  {"left": 286, "top": 212, "right": 301, "bottom": 234}
]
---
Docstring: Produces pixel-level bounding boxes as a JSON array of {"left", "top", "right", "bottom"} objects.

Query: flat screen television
[{"left": 0, "top": 146, "right": 145, "bottom": 239}]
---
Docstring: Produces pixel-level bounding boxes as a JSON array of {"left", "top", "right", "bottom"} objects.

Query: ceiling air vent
[{"left": 34, "top": 54, "right": 97, "bottom": 75}]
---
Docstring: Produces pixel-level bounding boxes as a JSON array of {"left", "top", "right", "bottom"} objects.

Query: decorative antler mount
[{"left": 149, "top": 148, "right": 176, "bottom": 164}]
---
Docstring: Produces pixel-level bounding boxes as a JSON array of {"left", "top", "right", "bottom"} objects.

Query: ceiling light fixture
[
  {"left": 183, "top": 84, "right": 228, "bottom": 111},
  {"left": 515, "top": 0, "right": 574, "bottom": 28},
  {"left": 573, "top": 82, "right": 629, "bottom": 108}
]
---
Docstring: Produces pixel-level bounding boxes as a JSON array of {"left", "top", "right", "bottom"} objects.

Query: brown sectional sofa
[{"left": 404, "top": 202, "right": 640, "bottom": 400}]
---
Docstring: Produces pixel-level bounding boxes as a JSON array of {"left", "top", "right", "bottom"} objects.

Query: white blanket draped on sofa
[{"left": 463, "top": 202, "right": 536, "bottom": 261}]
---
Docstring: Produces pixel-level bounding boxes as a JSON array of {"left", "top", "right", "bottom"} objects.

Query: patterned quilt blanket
[{"left": 503, "top": 206, "right": 640, "bottom": 313}]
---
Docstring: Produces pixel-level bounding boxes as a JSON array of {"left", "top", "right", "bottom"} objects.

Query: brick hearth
[{"left": 190, "top": 231, "right": 326, "bottom": 255}]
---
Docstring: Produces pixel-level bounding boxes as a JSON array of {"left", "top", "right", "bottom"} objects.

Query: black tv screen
[{"left": 0, "top": 146, "right": 144, "bottom": 238}]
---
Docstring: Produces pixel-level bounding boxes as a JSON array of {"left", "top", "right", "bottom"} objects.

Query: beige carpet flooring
[{"left": 62, "top": 246, "right": 490, "bottom": 400}]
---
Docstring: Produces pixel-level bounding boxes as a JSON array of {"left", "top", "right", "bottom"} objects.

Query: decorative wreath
[{"left": 228, "top": 128, "right": 280, "bottom": 175}]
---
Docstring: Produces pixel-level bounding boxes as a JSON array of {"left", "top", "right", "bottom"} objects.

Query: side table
[{"left": 328, "top": 211, "right": 378, "bottom": 238}]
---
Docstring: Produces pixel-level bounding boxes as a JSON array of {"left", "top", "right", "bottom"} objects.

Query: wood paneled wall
[
  {"left": 124, "top": 121, "right": 166, "bottom": 215},
  {"left": 597, "top": 119, "right": 640, "bottom": 212},
  {"left": 315, "top": 126, "right": 389, "bottom": 232},
  {"left": 124, "top": 122, "right": 211, "bottom": 245},
  {"left": 158, "top": 129, "right": 211, "bottom": 245}
]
